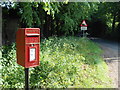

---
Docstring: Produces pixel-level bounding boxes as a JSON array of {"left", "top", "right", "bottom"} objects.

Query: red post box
[{"left": 16, "top": 28, "right": 40, "bottom": 68}]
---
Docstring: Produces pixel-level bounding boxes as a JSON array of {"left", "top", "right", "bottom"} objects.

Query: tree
[
  {"left": 3, "top": 2, "right": 120, "bottom": 40},
  {"left": 52, "top": 2, "right": 99, "bottom": 35},
  {"left": 97, "top": 2, "right": 120, "bottom": 31}
]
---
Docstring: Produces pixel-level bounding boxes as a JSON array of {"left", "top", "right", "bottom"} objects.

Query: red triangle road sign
[{"left": 80, "top": 20, "right": 87, "bottom": 27}]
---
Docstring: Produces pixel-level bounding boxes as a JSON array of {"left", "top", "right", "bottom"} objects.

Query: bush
[{"left": 1, "top": 37, "right": 112, "bottom": 88}]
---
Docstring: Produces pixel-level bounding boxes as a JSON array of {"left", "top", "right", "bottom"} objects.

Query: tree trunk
[
  {"left": 44, "top": 14, "right": 52, "bottom": 38},
  {"left": 40, "top": 20, "right": 44, "bottom": 38},
  {"left": 112, "top": 13, "right": 116, "bottom": 31}
]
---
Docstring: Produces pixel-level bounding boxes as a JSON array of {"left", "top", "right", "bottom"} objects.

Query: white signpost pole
[{"left": 83, "top": 30, "right": 84, "bottom": 37}]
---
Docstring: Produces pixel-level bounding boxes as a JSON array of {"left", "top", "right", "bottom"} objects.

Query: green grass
[
  {"left": 0, "top": 47, "right": 2, "bottom": 86},
  {"left": 1, "top": 36, "right": 112, "bottom": 88}
]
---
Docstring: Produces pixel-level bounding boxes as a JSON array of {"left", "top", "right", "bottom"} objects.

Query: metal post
[
  {"left": 25, "top": 68, "right": 29, "bottom": 90},
  {"left": 83, "top": 30, "right": 84, "bottom": 37}
]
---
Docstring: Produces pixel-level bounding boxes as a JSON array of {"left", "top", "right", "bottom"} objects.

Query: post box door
[
  {"left": 25, "top": 44, "right": 39, "bottom": 68},
  {"left": 25, "top": 29, "right": 40, "bottom": 68}
]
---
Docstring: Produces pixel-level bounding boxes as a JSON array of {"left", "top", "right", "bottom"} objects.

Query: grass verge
[{"left": 1, "top": 36, "right": 112, "bottom": 88}]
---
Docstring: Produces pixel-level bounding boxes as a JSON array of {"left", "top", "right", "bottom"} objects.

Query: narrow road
[{"left": 90, "top": 37, "right": 119, "bottom": 88}]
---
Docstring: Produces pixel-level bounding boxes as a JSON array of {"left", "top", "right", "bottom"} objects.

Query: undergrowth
[{"left": 1, "top": 36, "right": 112, "bottom": 88}]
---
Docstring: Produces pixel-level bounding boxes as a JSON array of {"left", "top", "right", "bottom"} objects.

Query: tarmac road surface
[{"left": 90, "top": 37, "right": 119, "bottom": 88}]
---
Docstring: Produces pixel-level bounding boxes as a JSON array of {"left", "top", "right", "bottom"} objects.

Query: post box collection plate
[
  {"left": 30, "top": 48, "right": 36, "bottom": 61},
  {"left": 16, "top": 28, "right": 40, "bottom": 68}
]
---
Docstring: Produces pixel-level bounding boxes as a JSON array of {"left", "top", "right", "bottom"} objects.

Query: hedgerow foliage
[{"left": 1, "top": 37, "right": 112, "bottom": 88}]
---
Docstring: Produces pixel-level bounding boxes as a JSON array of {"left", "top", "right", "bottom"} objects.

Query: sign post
[
  {"left": 80, "top": 20, "right": 88, "bottom": 37},
  {"left": 25, "top": 68, "right": 29, "bottom": 90},
  {"left": 16, "top": 28, "right": 40, "bottom": 89}
]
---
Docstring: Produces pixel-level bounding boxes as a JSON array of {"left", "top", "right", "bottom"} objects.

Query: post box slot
[
  {"left": 26, "top": 43, "right": 40, "bottom": 44},
  {"left": 26, "top": 36, "right": 39, "bottom": 37},
  {"left": 26, "top": 34, "right": 40, "bottom": 36}
]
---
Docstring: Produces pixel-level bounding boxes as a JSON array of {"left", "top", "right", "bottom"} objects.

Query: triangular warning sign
[
  {"left": 80, "top": 20, "right": 87, "bottom": 26},
  {"left": 82, "top": 20, "right": 87, "bottom": 25}
]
